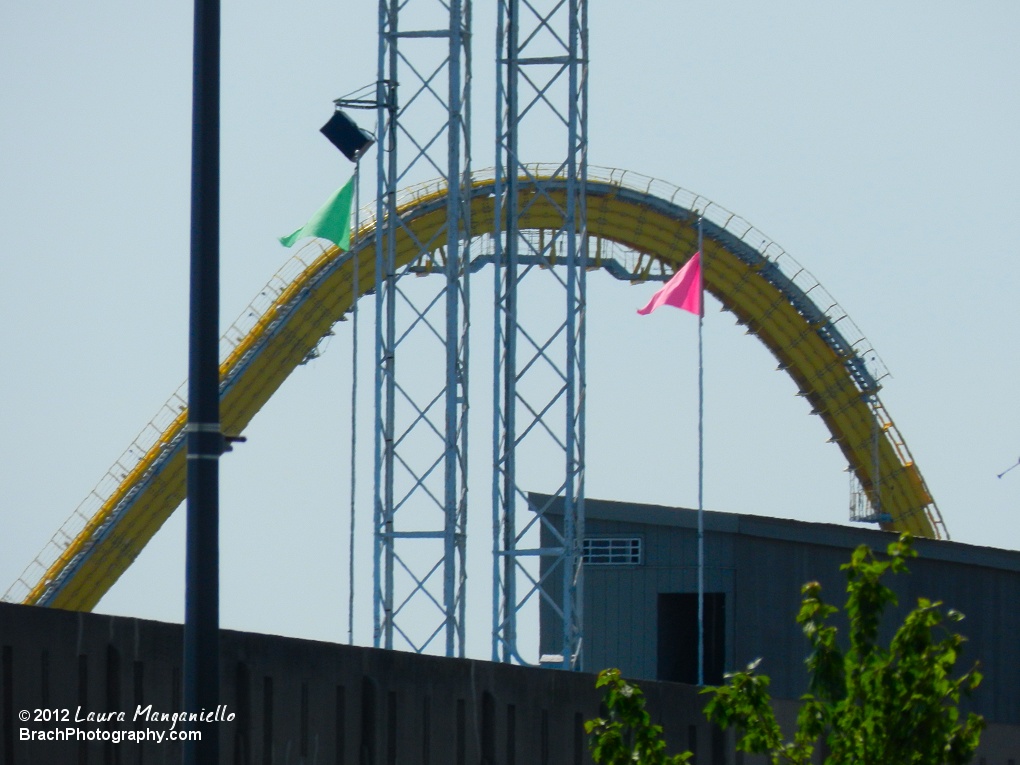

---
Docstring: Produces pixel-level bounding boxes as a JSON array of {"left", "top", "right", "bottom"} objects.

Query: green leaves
[
  {"left": 704, "top": 534, "right": 985, "bottom": 765},
  {"left": 589, "top": 535, "right": 985, "bottom": 763},
  {"left": 586, "top": 669, "right": 692, "bottom": 765},
  {"left": 702, "top": 662, "right": 796, "bottom": 760}
]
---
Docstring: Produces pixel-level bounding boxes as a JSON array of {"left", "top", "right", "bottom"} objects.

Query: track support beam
[
  {"left": 373, "top": 0, "right": 472, "bottom": 657},
  {"left": 492, "top": 0, "right": 589, "bottom": 669}
]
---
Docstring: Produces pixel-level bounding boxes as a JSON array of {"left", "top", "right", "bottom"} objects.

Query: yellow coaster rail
[{"left": 4, "top": 167, "right": 947, "bottom": 612}]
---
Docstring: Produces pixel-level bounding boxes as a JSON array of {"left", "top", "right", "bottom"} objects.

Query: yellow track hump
[{"left": 19, "top": 172, "right": 945, "bottom": 611}]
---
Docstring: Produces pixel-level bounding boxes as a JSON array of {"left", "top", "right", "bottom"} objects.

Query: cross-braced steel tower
[
  {"left": 492, "top": 0, "right": 589, "bottom": 668},
  {"left": 373, "top": 0, "right": 472, "bottom": 657},
  {"left": 371, "top": 0, "right": 588, "bottom": 666}
]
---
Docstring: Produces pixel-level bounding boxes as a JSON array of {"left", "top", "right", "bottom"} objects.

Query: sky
[{"left": 1, "top": 2, "right": 1017, "bottom": 662}]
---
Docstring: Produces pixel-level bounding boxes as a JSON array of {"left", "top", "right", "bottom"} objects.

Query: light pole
[{"left": 184, "top": 0, "right": 222, "bottom": 762}]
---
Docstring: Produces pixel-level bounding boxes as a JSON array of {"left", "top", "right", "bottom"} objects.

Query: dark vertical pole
[{"left": 185, "top": 0, "right": 221, "bottom": 762}]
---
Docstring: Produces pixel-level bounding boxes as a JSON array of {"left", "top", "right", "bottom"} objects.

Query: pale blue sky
[{"left": 2, "top": 2, "right": 1017, "bottom": 660}]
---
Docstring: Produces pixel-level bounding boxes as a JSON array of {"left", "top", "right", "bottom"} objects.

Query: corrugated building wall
[{"left": 537, "top": 493, "right": 1020, "bottom": 757}]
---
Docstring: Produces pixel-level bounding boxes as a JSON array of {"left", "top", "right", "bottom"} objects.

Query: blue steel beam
[
  {"left": 492, "top": 0, "right": 588, "bottom": 669},
  {"left": 374, "top": 0, "right": 471, "bottom": 658}
]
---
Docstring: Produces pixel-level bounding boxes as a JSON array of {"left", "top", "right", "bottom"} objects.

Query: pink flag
[{"left": 637, "top": 251, "right": 702, "bottom": 317}]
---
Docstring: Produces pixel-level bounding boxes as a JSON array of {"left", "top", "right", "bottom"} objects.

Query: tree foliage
[
  {"left": 703, "top": 534, "right": 985, "bottom": 764},
  {"left": 587, "top": 534, "right": 985, "bottom": 764},
  {"left": 585, "top": 668, "right": 692, "bottom": 764}
]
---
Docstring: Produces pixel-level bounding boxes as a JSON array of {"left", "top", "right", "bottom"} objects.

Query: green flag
[{"left": 279, "top": 176, "right": 355, "bottom": 250}]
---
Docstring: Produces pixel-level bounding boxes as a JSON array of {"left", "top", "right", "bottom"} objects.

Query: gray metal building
[{"left": 537, "top": 493, "right": 1020, "bottom": 726}]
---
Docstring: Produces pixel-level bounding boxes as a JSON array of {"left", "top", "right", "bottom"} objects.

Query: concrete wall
[
  {"left": 0, "top": 602, "right": 716, "bottom": 765},
  {"left": 6, "top": 495, "right": 1018, "bottom": 763}
]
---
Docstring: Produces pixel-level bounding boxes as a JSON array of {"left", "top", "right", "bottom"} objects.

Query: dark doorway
[{"left": 657, "top": 593, "right": 725, "bottom": 685}]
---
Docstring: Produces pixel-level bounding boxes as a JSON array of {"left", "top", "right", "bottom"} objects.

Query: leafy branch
[
  {"left": 703, "top": 534, "right": 985, "bottom": 764},
  {"left": 585, "top": 668, "right": 692, "bottom": 764},
  {"left": 588, "top": 535, "right": 985, "bottom": 764}
]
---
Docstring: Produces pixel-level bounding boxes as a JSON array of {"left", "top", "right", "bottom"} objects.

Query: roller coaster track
[{"left": 4, "top": 166, "right": 948, "bottom": 611}]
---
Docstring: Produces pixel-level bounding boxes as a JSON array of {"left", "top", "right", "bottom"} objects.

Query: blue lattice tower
[
  {"left": 492, "top": 0, "right": 589, "bottom": 668},
  {"left": 373, "top": 0, "right": 472, "bottom": 657}
]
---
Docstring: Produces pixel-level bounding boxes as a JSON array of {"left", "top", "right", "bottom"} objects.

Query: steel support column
[
  {"left": 373, "top": 0, "right": 472, "bottom": 657},
  {"left": 492, "top": 0, "right": 588, "bottom": 668}
]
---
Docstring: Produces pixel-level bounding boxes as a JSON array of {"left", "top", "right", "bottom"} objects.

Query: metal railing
[{"left": 4, "top": 165, "right": 945, "bottom": 605}]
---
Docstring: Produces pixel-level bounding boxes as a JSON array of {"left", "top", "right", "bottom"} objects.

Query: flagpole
[
  {"left": 697, "top": 215, "right": 705, "bottom": 687},
  {"left": 348, "top": 159, "right": 361, "bottom": 646},
  {"left": 632, "top": 220, "right": 706, "bottom": 684}
]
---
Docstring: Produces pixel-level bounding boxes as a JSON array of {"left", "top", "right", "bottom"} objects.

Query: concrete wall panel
[{"left": 0, "top": 602, "right": 710, "bottom": 765}]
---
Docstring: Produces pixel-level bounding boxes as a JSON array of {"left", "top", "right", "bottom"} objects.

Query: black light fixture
[{"left": 320, "top": 108, "right": 375, "bottom": 162}]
